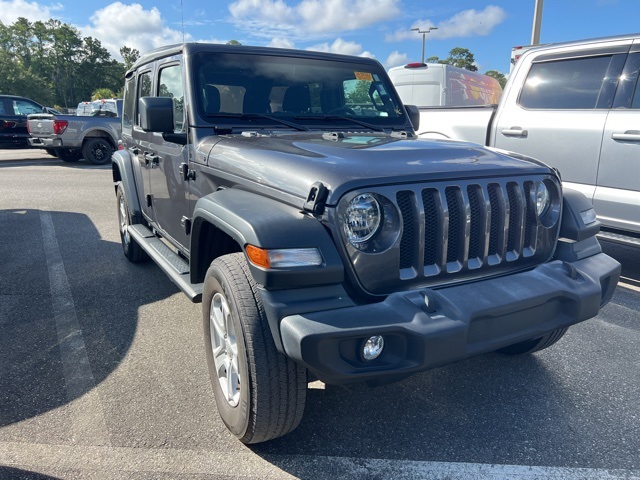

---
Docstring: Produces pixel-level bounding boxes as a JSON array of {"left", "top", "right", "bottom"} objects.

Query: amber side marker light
[
  {"left": 246, "top": 245, "right": 271, "bottom": 268},
  {"left": 245, "top": 245, "right": 323, "bottom": 269}
]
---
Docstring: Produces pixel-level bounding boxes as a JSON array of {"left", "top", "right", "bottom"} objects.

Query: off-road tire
[
  {"left": 203, "top": 253, "right": 307, "bottom": 444},
  {"left": 83, "top": 137, "right": 113, "bottom": 165},
  {"left": 57, "top": 148, "right": 82, "bottom": 162},
  {"left": 116, "top": 182, "right": 148, "bottom": 262},
  {"left": 497, "top": 327, "right": 568, "bottom": 355}
]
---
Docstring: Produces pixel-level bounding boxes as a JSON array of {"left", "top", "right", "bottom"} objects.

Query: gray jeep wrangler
[{"left": 112, "top": 43, "right": 621, "bottom": 443}]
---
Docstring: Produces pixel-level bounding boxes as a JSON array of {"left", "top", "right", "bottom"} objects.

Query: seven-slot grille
[{"left": 396, "top": 178, "right": 539, "bottom": 277}]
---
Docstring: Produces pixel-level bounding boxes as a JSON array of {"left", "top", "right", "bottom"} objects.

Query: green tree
[
  {"left": 120, "top": 46, "right": 139, "bottom": 71},
  {"left": 92, "top": 88, "right": 117, "bottom": 100},
  {"left": 345, "top": 81, "right": 370, "bottom": 104},
  {"left": 226, "top": 39, "right": 241, "bottom": 45},
  {"left": 442, "top": 47, "right": 478, "bottom": 72},
  {"left": 485, "top": 70, "right": 507, "bottom": 88}
]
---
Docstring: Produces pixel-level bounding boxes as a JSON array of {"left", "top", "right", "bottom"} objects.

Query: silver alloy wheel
[
  {"left": 118, "top": 194, "right": 130, "bottom": 245},
  {"left": 210, "top": 292, "right": 241, "bottom": 407}
]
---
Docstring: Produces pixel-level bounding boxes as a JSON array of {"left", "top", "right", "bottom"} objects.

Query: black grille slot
[
  {"left": 422, "top": 189, "right": 439, "bottom": 266},
  {"left": 467, "top": 185, "right": 483, "bottom": 259},
  {"left": 445, "top": 187, "right": 462, "bottom": 263},
  {"left": 507, "top": 182, "right": 518, "bottom": 252},
  {"left": 397, "top": 191, "right": 415, "bottom": 269},
  {"left": 523, "top": 181, "right": 534, "bottom": 248},
  {"left": 488, "top": 183, "right": 502, "bottom": 256}
]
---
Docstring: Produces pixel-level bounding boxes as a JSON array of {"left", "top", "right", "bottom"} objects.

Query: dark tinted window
[{"left": 519, "top": 55, "right": 613, "bottom": 109}]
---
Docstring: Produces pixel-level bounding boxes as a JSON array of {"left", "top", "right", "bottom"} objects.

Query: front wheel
[
  {"left": 116, "top": 183, "right": 148, "bottom": 262},
  {"left": 203, "top": 253, "right": 307, "bottom": 444},
  {"left": 83, "top": 138, "right": 113, "bottom": 165},
  {"left": 497, "top": 327, "right": 568, "bottom": 355}
]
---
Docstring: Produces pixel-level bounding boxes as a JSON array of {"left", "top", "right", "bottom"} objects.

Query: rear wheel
[
  {"left": 57, "top": 148, "right": 82, "bottom": 162},
  {"left": 203, "top": 253, "right": 307, "bottom": 444},
  {"left": 497, "top": 327, "right": 568, "bottom": 355},
  {"left": 83, "top": 137, "right": 113, "bottom": 165},
  {"left": 116, "top": 183, "right": 148, "bottom": 262}
]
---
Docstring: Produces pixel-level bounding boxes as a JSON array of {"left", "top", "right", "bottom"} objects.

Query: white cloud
[
  {"left": 0, "top": 0, "right": 62, "bottom": 24},
  {"left": 80, "top": 2, "right": 188, "bottom": 61},
  {"left": 386, "top": 5, "right": 506, "bottom": 42},
  {"left": 229, "top": 0, "right": 400, "bottom": 39},
  {"left": 267, "top": 37, "right": 296, "bottom": 49},
  {"left": 307, "top": 37, "right": 374, "bottom": 58},
  {"left": 384, "top": 51, "right": 409, "bottom": 69}
]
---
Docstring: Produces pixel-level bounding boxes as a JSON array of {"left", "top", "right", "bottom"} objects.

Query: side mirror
[
  {"left": 139, "top": 97, "right": 174, "bottom": 133},
  {"left": 404, "top": 105, "right": 420, "bottom": 131}
]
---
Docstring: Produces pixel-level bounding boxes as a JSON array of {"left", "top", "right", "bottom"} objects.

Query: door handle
[
  {"left": 612, "top": 131, "right": 640, "bottom": 142},
  {"left": 501, "top": 127, "right": 528, "bottom": 137}
]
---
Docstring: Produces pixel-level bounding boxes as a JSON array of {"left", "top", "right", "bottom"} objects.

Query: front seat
[{"left": 282, "top": 85, "right": 310, "bottom": 114}]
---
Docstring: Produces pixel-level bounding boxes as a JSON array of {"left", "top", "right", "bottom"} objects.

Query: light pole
[{"left": 411, "top": 26, "right": 438, "bottom": 64}]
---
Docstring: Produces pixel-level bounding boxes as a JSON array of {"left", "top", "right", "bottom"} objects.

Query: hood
[{"left": 206, "top": 132, "right": 552, "bottom": 205}]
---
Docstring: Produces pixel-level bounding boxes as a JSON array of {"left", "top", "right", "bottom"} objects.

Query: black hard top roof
[{"left": 127, "top": 42, "right": 382, "bottom": 76}]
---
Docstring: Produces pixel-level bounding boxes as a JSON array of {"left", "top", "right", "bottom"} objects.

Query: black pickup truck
[{"left": 112, "top": 43, "right": 620, "bottom": 443}]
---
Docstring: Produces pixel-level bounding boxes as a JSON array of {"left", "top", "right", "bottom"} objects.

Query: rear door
[
  {"left": 492, "top": 45, "right": 629, "bottom": 200},
  {"left": 596, "top": 48, "right": 640, "bottom": 234}
]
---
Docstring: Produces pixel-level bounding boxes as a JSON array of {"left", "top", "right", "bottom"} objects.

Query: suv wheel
[
  {"left": 83, "top": 138, "right": 113, "bottom": 165},
  {"left": 497, "top": 327, "right": 568, "bottom": 355},
  {"left": 116, "top": 183, "right": 148, "bottom": 262},
  {"left": 203, "top": 253, "right": 307, "bottom": 443}
]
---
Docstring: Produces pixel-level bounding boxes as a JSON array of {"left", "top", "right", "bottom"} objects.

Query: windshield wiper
[
  {"left": 205, "top": 112, "right": 308, "bottom": 131},
  {"left": 299, "top": 115, "right": 385, "bottom": 132}
]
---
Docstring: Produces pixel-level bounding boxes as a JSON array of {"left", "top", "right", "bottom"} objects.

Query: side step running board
[
  {"left": 598, "top": 230, "right": 640, "bottom": 248},
  {"left": 128, "top": 224, "right": 203, "bottom": 303}
]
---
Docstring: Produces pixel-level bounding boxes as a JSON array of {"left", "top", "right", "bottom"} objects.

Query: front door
[{"left": 147, "top": 61, "right": 190, "bottom": 250}]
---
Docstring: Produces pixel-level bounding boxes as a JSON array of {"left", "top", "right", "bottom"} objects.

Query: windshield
[{"left": 193, "top": 52, "right": 407, "bottom": 130}]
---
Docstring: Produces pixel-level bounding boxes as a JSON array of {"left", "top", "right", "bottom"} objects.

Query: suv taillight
[{"left": 53, "top": 119, "right": 68, "bottom": 135}]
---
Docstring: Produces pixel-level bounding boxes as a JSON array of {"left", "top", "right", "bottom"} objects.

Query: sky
[{"left": 2, "top": 0, "right": 640, "bottom": 74}]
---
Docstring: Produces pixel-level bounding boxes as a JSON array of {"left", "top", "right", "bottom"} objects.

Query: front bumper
[{"left": 279, "top": 253, "right": 620, "bottom": 384}]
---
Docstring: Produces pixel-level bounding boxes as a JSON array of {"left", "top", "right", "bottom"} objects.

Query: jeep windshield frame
[{"left": 193, "top": 51, "right": 410, "bottom": 131}]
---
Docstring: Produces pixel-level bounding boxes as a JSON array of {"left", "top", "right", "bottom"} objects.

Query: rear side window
[
  {"left": 519, "top": 55, "right": 613, "bottom": 109},
  {"left": 12, "top": 99, "right": 42, "bottom": 115},
  {"left": 122, "top": 76, "right": 136, "bottom": 131}
]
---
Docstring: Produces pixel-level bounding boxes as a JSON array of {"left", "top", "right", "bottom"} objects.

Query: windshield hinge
[{"left": 304, "top": 182, "right": 328, "bottom": 216}]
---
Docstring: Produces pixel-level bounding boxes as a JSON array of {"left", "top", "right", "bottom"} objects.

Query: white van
[{"left": 388, "top": 63, "right": 502, "bottom": 107}]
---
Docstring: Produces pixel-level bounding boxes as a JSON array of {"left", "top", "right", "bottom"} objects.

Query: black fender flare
[
  {"left": 111, "top": 149, "right": 142, "bottom": 217},
  {"left": 191, "top": 188, "right": 344, "bottom": 289}
]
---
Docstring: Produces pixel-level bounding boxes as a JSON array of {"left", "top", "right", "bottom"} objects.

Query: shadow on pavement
[{"left": 0, "top": 209, "right": 175, "bottom": 427}]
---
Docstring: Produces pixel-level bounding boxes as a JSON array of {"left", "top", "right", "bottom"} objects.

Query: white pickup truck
[{"left": 407, "top": 34, "right": 640, "bottom": 246}]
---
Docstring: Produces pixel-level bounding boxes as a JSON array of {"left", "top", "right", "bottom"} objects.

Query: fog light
[{"left": 362, "top": 335, "right": 384, "bottom": 361}]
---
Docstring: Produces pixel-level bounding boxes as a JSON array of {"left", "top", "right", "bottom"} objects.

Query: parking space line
[
  {"left": 40, "top": 211, "right": 110, "bottom": 446},
  {"left": 1, "top": 441, "right": 639, "bottom": 479}
]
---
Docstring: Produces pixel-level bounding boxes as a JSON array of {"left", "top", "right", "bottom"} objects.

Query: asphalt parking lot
[{"left": 0, "top": 149, "right": 639, "bottom": 479}]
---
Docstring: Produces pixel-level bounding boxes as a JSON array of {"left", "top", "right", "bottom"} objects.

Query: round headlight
[
  {"left": 344, "top": 193, "right": 382, "bottom": 245},
  {"left": 535, "top": 181, "right": 550, "bottom": 217}
]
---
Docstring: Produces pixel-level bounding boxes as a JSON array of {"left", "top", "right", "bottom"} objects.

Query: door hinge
[
  {"left": 181, "top": 216, "right": 192, "bottom": 235},
  {"left": 179, "top": 163, "right": 196, "bottom": 182}
]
